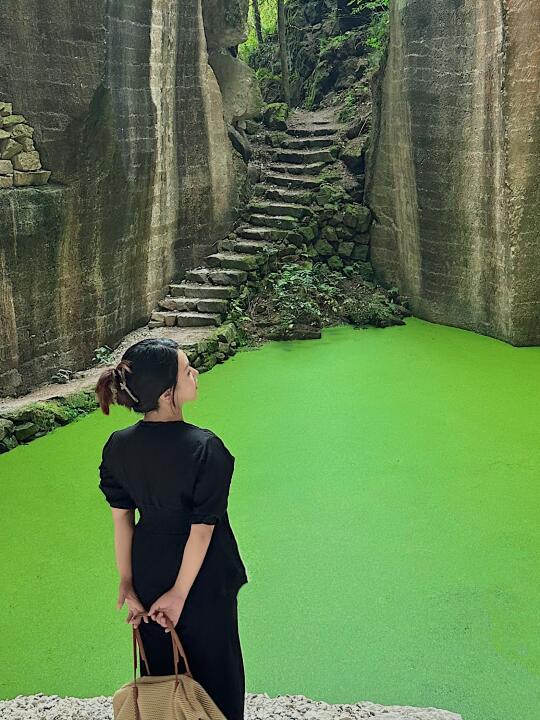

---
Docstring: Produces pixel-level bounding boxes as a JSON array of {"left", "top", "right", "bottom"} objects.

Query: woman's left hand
[
  {"left": 148, "top": 588, "right": 186, "bottom": 631},
  {"left": 117, "top": 579, "right": 150, "bottom": 628}
]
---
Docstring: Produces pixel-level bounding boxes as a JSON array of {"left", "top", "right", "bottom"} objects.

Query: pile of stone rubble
[
  {"left": 0, "top": 101, "right": 51, "bottom": 188},
  {"left": 0, "top": 691, "right": 463, "bottom": 720}
]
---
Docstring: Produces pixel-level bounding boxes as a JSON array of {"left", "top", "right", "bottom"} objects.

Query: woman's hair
[{"left": 95, "top": 338, "right": 180, "bottom": 415}]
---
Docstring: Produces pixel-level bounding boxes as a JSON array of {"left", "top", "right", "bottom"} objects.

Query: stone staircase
[{"left": 148, "top": 110, "right": 345, "bottom": 331}]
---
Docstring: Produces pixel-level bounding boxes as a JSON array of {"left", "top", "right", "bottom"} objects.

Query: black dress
[{"left": 98, "top": 419, "right": 249, "bottom": 720}]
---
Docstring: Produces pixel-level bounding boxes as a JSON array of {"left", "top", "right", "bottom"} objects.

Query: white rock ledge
[{"left": 0, "top": 692, "right": 463, "bottom": 720}]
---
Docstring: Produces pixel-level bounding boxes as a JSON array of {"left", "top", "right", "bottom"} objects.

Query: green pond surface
[{"left": 1, "top": 317, "right": 539, "bottom": 720}]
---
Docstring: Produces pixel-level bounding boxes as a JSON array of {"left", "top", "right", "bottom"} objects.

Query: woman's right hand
[
  {"left": 117, "top": 579, "right": 150, "bottom": 628},
  {"left": 148, "top": 588, "right": 186, "bottom": 631}
]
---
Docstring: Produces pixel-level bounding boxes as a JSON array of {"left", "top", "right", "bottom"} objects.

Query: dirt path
[{"left": 0, "top": 324, "right": 216, "bottom": 415}]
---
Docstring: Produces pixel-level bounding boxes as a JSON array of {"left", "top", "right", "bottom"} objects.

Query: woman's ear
[{"left": 162, "top": 387, "right": 177, "bottom": 410}]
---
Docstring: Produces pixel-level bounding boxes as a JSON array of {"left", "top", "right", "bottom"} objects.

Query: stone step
[
  {"left": 268, "top": 161, "right": 328, "bottom": 176},
  {"left": 158, "top": 295, "right": 229, "bottom": 314},
  {"left": 248, "top": 200, "right": 311, "bottom": 218},
  {"left": 274, "top": 148, "right": 336, "bottom": 164},
  {"left": 185, "top": 267, "right": 248, "bottom": 286},
  {"left": 170, "top": 282, "right": 239, "bottom": 299},
  {"left": 176, "top": 312, "right": 222, "bottom": 327},
  {"left": 248, "top": 213, "right": 298, "bottom": 230},
  {"left": 263, "top": 171, "right": 324, "bottom": 189},
  {"left": 236, "top": 225, "right": 289, "bottom": 242},
  {"left": 262, "top": 185, "right": 312, "bottom": 203},
  {"left": 287, "top": 126, "right": 341, "bottom": 137},
  {"left": 312, "top": 119, "right": 338, "bottom": 125},
  {"left": 205, "top": 251, "right": 266, "bottom": 272},
  {"left": 280, "top": 135, "right": 338, "bottom": 149},
  {"left": 150, "top": 310, "right": 222, "bottom": 327},
  {"left": 232, "top": 238, "right": 277, "bottom": 254}
]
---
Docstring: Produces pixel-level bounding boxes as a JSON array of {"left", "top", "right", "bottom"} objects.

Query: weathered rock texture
[
  {"left": 0, "top": 0, "right": 257, "bottom": 396},
  {"left": 366, "top": 0, "right": 540, "bottom": 346}
]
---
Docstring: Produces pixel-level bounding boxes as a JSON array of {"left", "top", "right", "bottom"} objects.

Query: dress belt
[{"left": 136, "top": 507, "right": 193, "bottom": 534}]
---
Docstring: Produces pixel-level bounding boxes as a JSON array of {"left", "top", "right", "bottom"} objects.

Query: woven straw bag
[{"left": 113, "top": 616, "right": 227, "bottom": 720}]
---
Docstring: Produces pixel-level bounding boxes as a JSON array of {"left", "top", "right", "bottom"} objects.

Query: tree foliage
[
  {"left": 239, "top": 0, "right": 277, "bottom": 63},
  {"left": 348, "top": 0, "right": 389, "bottom": 11},
  {"left": 348, "top": 0, "right": 389, "bottom": 64}
]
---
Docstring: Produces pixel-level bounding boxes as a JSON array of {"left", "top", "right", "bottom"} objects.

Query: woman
[{"left": 95, "top": 337, "right": 249, "bottom": 720}]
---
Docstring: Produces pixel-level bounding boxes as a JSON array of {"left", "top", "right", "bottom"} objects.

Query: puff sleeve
[
  {"left": 98, "top": 432, "right": 136, "bottom": 510},
  {"left": 191, "top": 434, "right": 235, "bottom": 525}
]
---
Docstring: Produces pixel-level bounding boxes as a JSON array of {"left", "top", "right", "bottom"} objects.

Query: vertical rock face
[
  {"left": 175, "top": 0, "right": 239, "bottom": 264},
  {"left": 366, "top": 0, "right": 540, "bottom": 346},
  {"left": 0, "top": 0, "right": 255, "bottom": 395}
]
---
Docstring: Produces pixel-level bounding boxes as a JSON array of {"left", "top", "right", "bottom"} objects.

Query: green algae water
[{"left": 1, "top": 317, "right": 539, "bottom": 720}]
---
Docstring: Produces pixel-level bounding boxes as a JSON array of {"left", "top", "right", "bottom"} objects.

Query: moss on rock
[{"left": 262, "top": 102, "right": 289, "bottom": 130}]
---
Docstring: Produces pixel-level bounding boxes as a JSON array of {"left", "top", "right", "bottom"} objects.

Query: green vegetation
[
  {"left": 255, "top": 67, "right": 276, "bottom": 82},
  {"left": 239, "top": 1, "right": 390, "bottom": 107},
  {"left": 262, "top": 101, "right": 289, "bottom": 129},
  {"left": 348, "top": 0, "right": 389, "bottom": 14},
  {"left": 316, "top": 168, "right": 342, "bottom": 183},
  {"left": 93, "top": 344, "right": 115, "bottom": 366},
  {"left": 338, "top": 85, "right": 366, "bottom": 123},
  {"left": 319, "top": 31, "right": 355, "bottom": 55},
  {"left": 348, "top": 0, "right": 390, "bottom": 67},
  {"left": 238, "top": 0, "right": 277, "bottom": 64},
  {"left": 225, "top": 261, "right": 409, "bottom": 342}
]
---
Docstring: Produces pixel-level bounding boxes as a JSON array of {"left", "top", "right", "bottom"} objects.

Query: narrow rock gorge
[{"left": 2, "top": 0, "right": 539, "bottom": 402}]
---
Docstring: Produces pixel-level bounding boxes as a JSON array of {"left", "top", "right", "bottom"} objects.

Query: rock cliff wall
[
  {"left": 366, "top": 0, "right": 540, "bottom": 346},
  {"left": 0, "top": 0, "right": 258, "bottom": 395}
]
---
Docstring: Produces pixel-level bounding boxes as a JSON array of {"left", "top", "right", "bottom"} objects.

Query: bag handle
[{"left": 131, "top": 612, "right": 193, "bottom": 690}]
